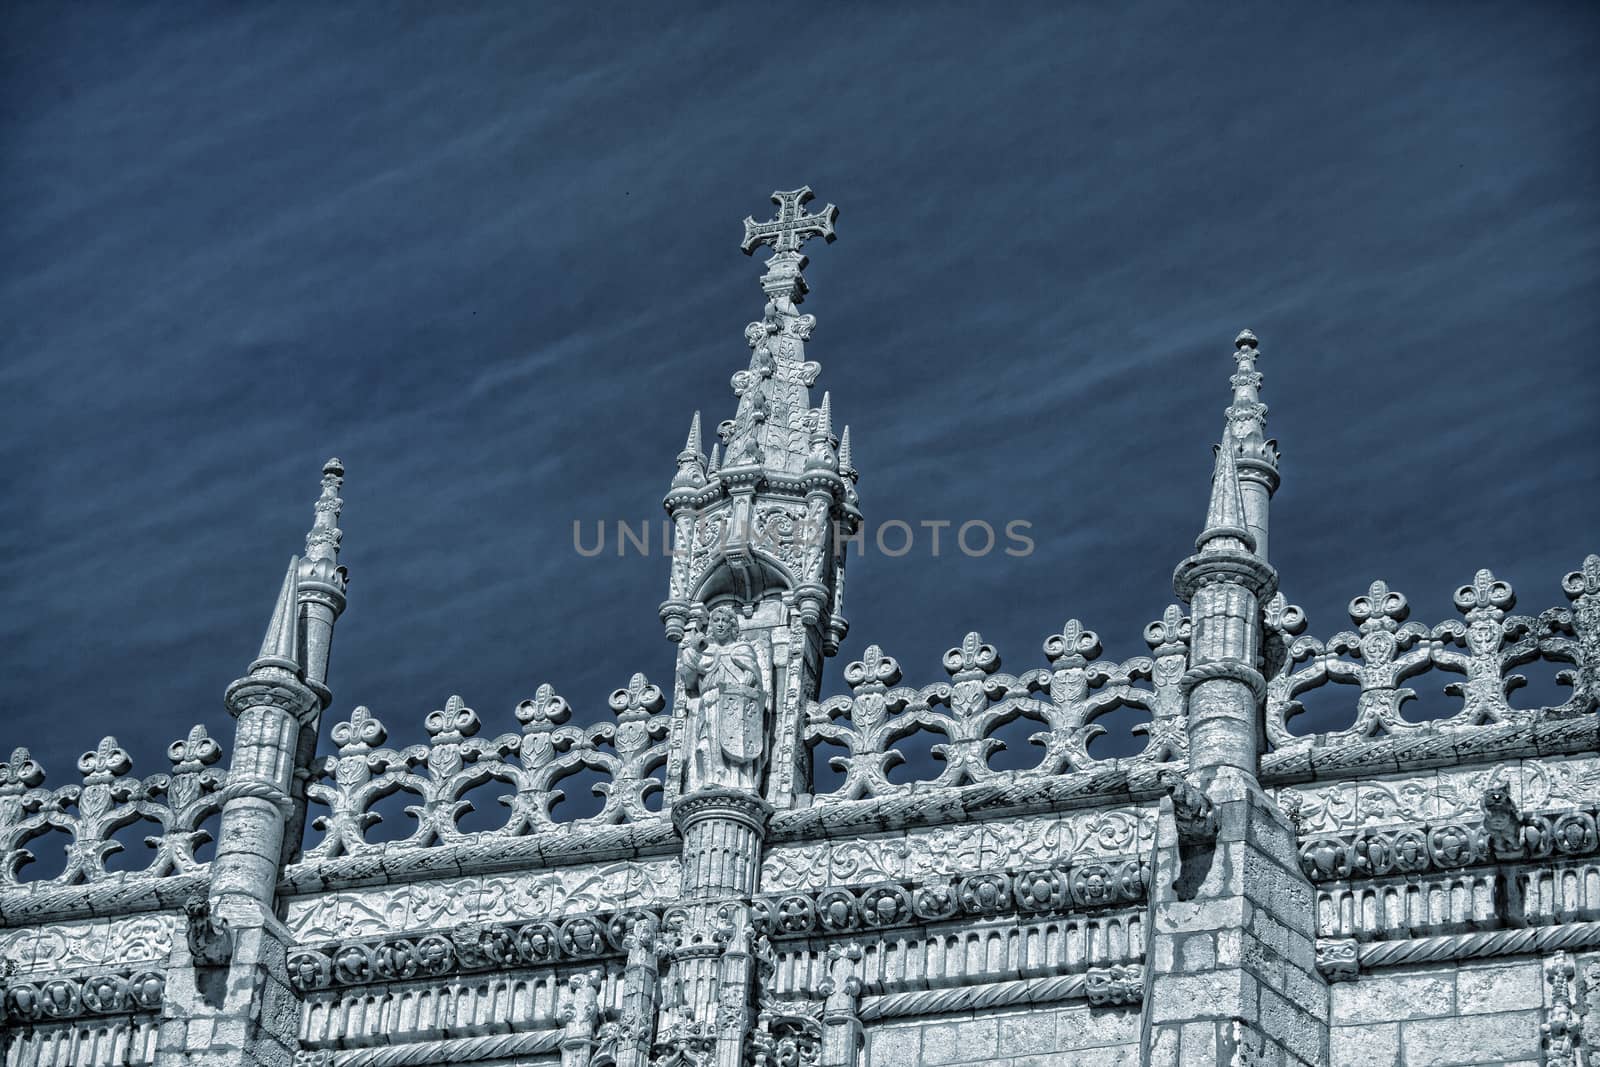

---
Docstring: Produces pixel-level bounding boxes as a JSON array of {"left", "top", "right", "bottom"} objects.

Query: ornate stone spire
[
  {"left": 1221, "top": 330, "right": 1280, "bottom": 559},
  {"left": 303, "top": 458, "right": 345, "bottom": 568},
  {"left": 297, "top": 459, "right": 348, "bottom": 700},
  {"left": 252, "top": 557, "right": 303, "bottom": 675}
]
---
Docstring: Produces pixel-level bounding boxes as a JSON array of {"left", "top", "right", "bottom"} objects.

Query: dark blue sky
[{"left": 3, "top": 4, "right": 1596, "bottom": 791}]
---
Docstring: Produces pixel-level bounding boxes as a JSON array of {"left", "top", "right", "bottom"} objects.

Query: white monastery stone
[{"left": 1, "top": 187, "right": 1597, "bottom": 1067}]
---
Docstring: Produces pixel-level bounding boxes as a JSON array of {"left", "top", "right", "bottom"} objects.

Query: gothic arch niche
[{"left": 690, "top": 548, "right": 794, "bottom": 607}]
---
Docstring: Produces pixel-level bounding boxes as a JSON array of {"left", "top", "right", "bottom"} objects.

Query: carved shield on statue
[{"left": 718, "top": 689, "right": 765, "bottom": 764}]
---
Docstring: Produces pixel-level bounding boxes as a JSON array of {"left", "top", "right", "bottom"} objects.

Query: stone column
[
  {"left": 613, "top": 915, "right": 664, "bottom": 1067},
  {"left": 660, "top": 788, "right": 773, "bottom": 1067},
  {"left": 818, "top": 942, "right": 864, "bottom": 1067},
  {"left": 1141, "top": 439, "right": 1327, "bottom": 1065}
]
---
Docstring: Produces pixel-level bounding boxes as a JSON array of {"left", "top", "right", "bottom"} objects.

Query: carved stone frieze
[
  {"left": 2, "top": 966, "right": 165, "bottom": 1022},
  {"left": 1084, "top": 962, "right": 1144, "bottom": 1006},
  {"left": 760, "top": 807, "right": 1155, "bottom": 893},
  {"left": 1272, "top": 754, "right": 1600, "bottom": 836},
  {"left": 283, "top": 857, "right": 680, "bottom": 941},
  {"left": 752, "top": 855, "right": 1146, "bottom": 940},
  {"left": 0, "top": 914, "right": 174, "bottom": 976},
  {"left": 1296, "top": 804, "right": 1600, "bottom": 882},
  {"left": 287, "top": 905, "right": 652, "bottom": 992}
]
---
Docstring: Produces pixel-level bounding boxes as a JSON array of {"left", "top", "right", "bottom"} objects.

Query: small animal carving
[{"left": 184, "top": 893, "right": 232, "bottom": 967}]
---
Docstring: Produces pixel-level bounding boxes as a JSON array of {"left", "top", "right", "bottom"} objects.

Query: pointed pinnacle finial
[
  {"left": 839, "top": 425, "right": 853, "bottom": 475},
  {"left": 1224, "top": 330, "right": 1276, "bottom": 473},
  {"left": 305, "top": 459, "right": 345, "bottom": 564},
  {"left": 251, "top": 557, "right": 303, "bottom": 674},
  {"left": 1196, "top": 427, "right": 1255, "bottom": 554},
  {"left": 683, "top": 411, "right": 704, "bottom": 458},
  {"left": 671, "top": 411, "right": 709, "bottom": 489},
  {"left": 706, "top": 443, "right": 721, "bottom": 474},
  {"left": 818, "top": 392, "right": 833, "bottom": 439}
]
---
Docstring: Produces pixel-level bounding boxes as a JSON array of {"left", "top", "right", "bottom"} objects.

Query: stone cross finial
[
  {"left": 741, "top": 187, "right": 838, "bottom": 257},
  {"left": 742, "top": 187, "right": 838, "bottom": 300}
]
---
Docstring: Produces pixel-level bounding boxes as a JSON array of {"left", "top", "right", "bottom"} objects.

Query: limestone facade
[{"left": 2, "top": 188, "right": 1597, "bottom": 1067}]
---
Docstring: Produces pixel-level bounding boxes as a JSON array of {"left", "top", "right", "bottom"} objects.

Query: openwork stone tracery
[{"left": 0, "top": 189, "right": 1593, "bottom": 1067}]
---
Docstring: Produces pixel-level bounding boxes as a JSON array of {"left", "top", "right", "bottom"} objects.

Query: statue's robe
[{"left": 682, "top": 638, "right": 767, "bottom": 793}]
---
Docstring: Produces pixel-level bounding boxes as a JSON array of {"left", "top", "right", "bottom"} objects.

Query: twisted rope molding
[
  {"left": 1179, "top": 661, "right": 1267, "bottom": 704},
  {"left": 214, "top": 777, "right": 295, "bottom": 817},
  {"left": 310, "top": 1028, "right": 563, "bottom": 1067},
  {"left": 1319, "top": 920, "right": 1600, "bottom": 977},
  {"left": 859, "top": 974, "right": 1087, "bottom": 1022},
  {"left": 855, "top": 964, "right": 1142, "bottom": 1023}
]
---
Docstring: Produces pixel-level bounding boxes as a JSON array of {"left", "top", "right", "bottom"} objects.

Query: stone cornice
[
  {"left": 0, "top": 870, "right": 208, "bottom": 928},
  {"left": 1172, "top": 548, "right": 1277, "bottom": 603},
  {"left": 770, "top": 763, "right": 1170, "bottom": 842},
  {"left": 278, "top": 818, "right": 680, "bottom": 896},
  {"left": 1260, "top": 713, "right": 1600, "bottom": 785}
]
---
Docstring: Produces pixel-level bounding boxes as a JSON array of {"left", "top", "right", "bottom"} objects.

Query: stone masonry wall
[
  {"left": 1328, "top": 959, "right": 1548, "bottom": 1067},
  {"left": 863, "top": 1005, "right": 1139, "bottom": 1067}
]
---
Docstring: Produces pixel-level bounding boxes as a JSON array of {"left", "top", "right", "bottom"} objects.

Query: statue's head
[{"left": 708, "top": 604, "right": 740, "bottom": 644}]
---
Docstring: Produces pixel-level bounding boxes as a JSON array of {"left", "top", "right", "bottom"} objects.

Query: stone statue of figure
[{"left": 679, "top": 604, "right": 769, "bottom": 793}]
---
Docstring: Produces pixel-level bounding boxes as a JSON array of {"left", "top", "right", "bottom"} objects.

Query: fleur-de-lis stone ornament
[
  {"left": 168, "top": 725, "right": 223, "bottom": 775},
  {"left": 843, "top": 646, "right": 902, "bottom": 696},
  {"left": 943, "top": 632, "right": 999, "bottom": 720},
  {"left": 1, "top": 747, "right": 45, "bottom": 795},
  {"left": 609, "top": 674, "right": 666, "bottom": 722},
  {"left": 1144, "top": 605, "right": 1194, "bottom": 657},
  {"left": 1044, "top": 619, "right": 1102, "bottom": 668},
  {"left": 1455, "top": 568, "right": 1515, "bottom": 620},
  {"left": 331, "top": 706, "right": 387, "bottom": 755},
  {"left": 609, "top": 673, "right": 665, "bottom": 758},
  {"left": 1349, "top": 579, "right": 1409, "bottom": 633},
  {"left": 78, "top": 736, "right": 133, "bottom": 784},
  {"left": 1, "top": 748, "right": 46, "bottom": 872},
  {"left": 1557, "top": 554, "right": 1600, "bottom": 713},
  {"left": 424, "top": 696, "right": 480, "bottom": 744},
  {"left": 511, "top": 685, "right": 570, "bottom": 773},
  {"left": 943, "top": 632, "right": 1000, "bottom": 682},
  {"left": 166, "top": 724, "right": 223, "bottom": 820}
]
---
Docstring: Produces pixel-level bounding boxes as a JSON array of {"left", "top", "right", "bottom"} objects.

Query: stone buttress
[
  {"left": 154, "top": 463, "right": 347, "bottom": 1067},
  {"left": 1141, "top": 334, "right": 1328, "bottom": 1065}
]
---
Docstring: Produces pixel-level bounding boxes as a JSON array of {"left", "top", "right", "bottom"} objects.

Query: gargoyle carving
[
  {"left": 184, "top": 893, "right": 232, "bottom": 967},
  {"left": 1158, "top": 770, "right": 1218, "bottom": 844},
  {"left": 1482, "top": 782, "right": 1534, "bottom": 858}
]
